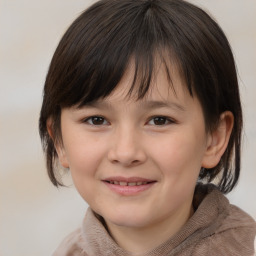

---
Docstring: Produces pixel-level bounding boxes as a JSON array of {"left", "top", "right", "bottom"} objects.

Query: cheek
[
  {"left": 65, "top": 138, "right": 107, "bottom": 205},
  {"left": 151, "top": 134, "right": 204, "bottom": 208},
  {"left": 150, "top": 132, "right": 205, "bottom": 175},
  {"left": 64, "top": 136, "right": 106, "bottom": 179}
]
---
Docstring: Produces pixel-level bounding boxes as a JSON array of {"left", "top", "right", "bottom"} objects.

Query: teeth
[
  {"left": 108, "top": 181, "right": 149, "bottom": 186},
  {"left": 128, "top": 182, "right": 136, "bottom": 186}
]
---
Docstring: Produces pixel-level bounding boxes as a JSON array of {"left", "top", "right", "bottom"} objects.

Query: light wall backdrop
[{"left": 0, "top": 0, "right": 255, "bottom": 255}]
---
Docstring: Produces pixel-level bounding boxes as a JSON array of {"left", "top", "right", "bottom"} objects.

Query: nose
[{"left": 107, "top": 126, "right": 147, "bottom": 167}]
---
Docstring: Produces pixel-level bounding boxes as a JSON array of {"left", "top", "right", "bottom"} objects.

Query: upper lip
[{"left": 102, "top": 176, "right": 156, "bottom": 183}]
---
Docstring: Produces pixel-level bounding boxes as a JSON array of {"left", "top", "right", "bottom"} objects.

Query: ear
[
  {"left": 46, "top": 118, "right": 69, "bottom": 168},
  {"left": 202, "top": 111, "right": 234, "bottom": 168}
]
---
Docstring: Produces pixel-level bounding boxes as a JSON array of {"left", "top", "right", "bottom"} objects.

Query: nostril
[
  {"left": 132, "top": 160, "right": 139, "bottom": 164},
  {"left": 107, "top": 145, "right": 147, "bottom": 166}
]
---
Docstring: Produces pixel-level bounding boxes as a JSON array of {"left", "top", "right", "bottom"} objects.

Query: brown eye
[
  {"left": 153, "top": 117, "right": 167, "bottom": 125},
  {"left": 86, "top": 116, "right": 108, "bottom": 125},
  {"left": 148, "top": 116, "right": 171, "bottom": 126}
]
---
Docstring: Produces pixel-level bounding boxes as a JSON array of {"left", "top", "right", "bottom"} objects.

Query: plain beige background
[{"left": 0, "top": 0, "right": 255, "bottom": 255}]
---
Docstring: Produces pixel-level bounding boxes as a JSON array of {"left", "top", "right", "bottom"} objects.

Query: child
[{"left": 39, "top": 0, "right": 256, "bottom": 255}]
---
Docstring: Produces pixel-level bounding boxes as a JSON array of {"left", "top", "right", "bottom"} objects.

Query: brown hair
[{"left": 39, "top": 0, "right": 242, "bottom": 193}]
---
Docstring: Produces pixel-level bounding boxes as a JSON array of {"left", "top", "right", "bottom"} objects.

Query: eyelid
[
  {"left": 82, "top": 116, "right": 110, "bottom": 126},
  {"left": 81, "top": 115, "right": 176, "bottom": 126},
  {"left": 147, "top": 116, "right": 176, "bottom": 126}
]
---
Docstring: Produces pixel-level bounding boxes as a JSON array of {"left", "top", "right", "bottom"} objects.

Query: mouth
[
  {"left": 104, "top": 180, "right": 154, "bottom": 186},
  {"left": 102, "top": 177, "right": 156, "bottom": 195}
]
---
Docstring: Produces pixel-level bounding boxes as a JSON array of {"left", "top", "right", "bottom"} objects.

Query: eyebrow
[
  {"left": 80, "top": 100, "right": 112, "bottom": 109},
  {"left": 80, "top": 100, "right": 185, "bottom": 112},
  {"left": 138, "top": 100, "right": 186, "bottom": 112}
]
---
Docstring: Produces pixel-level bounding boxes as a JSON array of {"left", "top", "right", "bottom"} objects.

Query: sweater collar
[{"left": 80, "top": 184, "right": 229, "bottom": 256}]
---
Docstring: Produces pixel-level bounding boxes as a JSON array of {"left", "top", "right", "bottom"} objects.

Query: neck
[{"left": 105, "top": 204, "right": 194, "bottom": 254}]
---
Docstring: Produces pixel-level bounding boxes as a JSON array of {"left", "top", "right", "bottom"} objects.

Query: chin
[{"left": 103, "top": 209, "right": 152, "bottom": 229}]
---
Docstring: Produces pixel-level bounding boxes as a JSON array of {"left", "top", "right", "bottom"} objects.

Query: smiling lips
[
  {"left": 103, "top": 177, "right": 156, "bottom": 195},
  {"left": 107, "top": 180, "right": 150, "bottom": 186}
]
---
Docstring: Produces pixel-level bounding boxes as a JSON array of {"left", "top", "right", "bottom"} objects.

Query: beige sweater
[{"left": 53, "top": 185, "right": 256, "bottom": 256}]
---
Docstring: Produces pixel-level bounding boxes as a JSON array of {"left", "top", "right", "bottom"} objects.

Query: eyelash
[
  {"left": 83, "top": 116, "right": 109, "bottom": 126},
  {"left": 147, "top": 116, "right": 175, "bottom": 126},
  {"left": 83, "top": 115, "right": 175, "bottom": 126}
]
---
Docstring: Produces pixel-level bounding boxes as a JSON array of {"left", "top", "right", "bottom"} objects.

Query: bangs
[
  {"left": 77, "top": 49, "right": 181, "bottom": 107},
  {"left": 47, "top": 0, "right": 192, "bottom": 109}
]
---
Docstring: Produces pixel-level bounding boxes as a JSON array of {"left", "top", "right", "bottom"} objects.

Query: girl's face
[{"left": 57, "top": 63, "right": 214, "bottom": 237}]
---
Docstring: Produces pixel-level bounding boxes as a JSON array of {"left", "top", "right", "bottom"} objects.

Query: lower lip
[{"left": 103, "top": 181, "right": 156, "bottom": 196}]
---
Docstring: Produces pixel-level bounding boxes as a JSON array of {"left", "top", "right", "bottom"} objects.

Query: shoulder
[
  {"left": 52, "top": 228, "right": 88, "bottom": 256},
  {"left": 210, "top": 204, "right": 256, "bottom": 255},
  {"left": 192, "top": 199, "right": 256, "bottom": 255},
  {"left": 185, "top": 184, "right": 256, "bottom": 256}
]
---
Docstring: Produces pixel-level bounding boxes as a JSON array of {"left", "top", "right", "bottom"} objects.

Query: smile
[
  {"left": 102, "top": 177, "right": 156, "bottom": 196},
  {"left": 106, "top": 181, "right": 151, "bottom": 186}
]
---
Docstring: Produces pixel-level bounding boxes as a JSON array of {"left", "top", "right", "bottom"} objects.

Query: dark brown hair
[{"left": 39, "top": 0, "right": 242, "bottom": 193}]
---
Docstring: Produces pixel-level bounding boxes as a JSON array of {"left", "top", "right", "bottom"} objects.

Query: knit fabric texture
[{"left": 53, "top": 184, "right": 256, "bottom": 256}]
